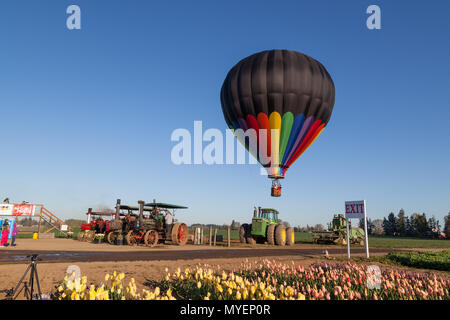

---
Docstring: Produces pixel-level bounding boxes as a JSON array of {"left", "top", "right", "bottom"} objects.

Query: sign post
[
  {"left": 345, "top": 200, "right": 369, "bottom": 259},
  {"left": 346, "top": 218, "right": 350, "bottom": 259}
]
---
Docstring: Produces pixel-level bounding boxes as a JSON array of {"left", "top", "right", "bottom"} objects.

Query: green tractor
[
  {"left": 240, "top": 207, "right": 294, "bottom": 246},
  {"left": 313, "top": 214, "right": 365, "bottom": 245}
]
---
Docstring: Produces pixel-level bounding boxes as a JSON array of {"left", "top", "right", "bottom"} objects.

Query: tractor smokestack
[
  {"left": 87, "top": 208, "right": 92, "bottom": 223},
  {"left": 138, "top": 200, "right": 145, "bottom": 227},
  {"left": 115, "top": 199, "right": 121, "bottom": 220}
]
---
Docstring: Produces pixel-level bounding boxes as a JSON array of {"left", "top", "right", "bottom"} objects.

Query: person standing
[
  {"left": 1, "top": 220, "right": 9, "bottom": 246},
  {"left": 10, "top": 218, "right": 18, "bottom": 247},
  {"left": 164, "top": 211, "right": 173, "bottom": 236}
]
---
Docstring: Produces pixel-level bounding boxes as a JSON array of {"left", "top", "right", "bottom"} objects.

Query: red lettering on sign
[{"left": 12, "top": 205, "right": 33, "bottom": 216}]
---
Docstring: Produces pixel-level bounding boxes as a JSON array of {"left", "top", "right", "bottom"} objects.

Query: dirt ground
[
  {"left": 5, "top": 238, "right": 326, "bottom": 252},
  {"left": 0, "top": 239, "right": 447, "bottom": 299}
]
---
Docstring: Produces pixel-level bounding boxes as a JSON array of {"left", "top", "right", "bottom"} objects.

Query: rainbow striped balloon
[{"left": 220, "top": 49, "right": 335, "bottom": 189}]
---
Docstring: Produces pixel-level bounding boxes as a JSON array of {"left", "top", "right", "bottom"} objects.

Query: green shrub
[{"left": 387, "top": 250, "right": 450, "bottom": 271}]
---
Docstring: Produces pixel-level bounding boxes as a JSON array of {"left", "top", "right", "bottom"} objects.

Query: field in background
[
  {"left": 191, "top": 229, "right": 450, "bottom": 248},
  {"left": 15, "top": 226, "right": 450, "bottom": 249},
  {"left": 17, "top": 226, "right": 70, "bottom": 239}
]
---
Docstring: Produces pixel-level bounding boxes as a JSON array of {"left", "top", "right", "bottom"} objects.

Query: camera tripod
[{"left": 10, "top": 254, "right": 42, "bottom": 300}]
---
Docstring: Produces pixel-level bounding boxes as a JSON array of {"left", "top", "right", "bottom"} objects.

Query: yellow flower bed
[{"left": 56, "top": 271, "right": 175, "bottom": 300}]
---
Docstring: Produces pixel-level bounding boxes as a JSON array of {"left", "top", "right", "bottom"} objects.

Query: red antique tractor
[{"left": 77, "top": 209, "right": 115, "bottom": 242}]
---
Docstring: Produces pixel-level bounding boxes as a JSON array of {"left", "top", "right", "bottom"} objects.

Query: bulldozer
[
  {"left": 312, "top": 214, "right": 365, "bottom": 245},
  {"left": 240, "top": 207, "right": 294, "bottom": 246}
]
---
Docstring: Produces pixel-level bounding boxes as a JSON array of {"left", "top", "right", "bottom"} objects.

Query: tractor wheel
[
  {"left": 144, "top": 230, "right": 159, "bottom": 247},
  {"left": 171, "top": 223, "right": 188, "bottom": 245},
  {"left": 126, "top": 230, "right": 139, "bottom": 246},
  {"left": 275, "top": 224, "right": 286, "bottom": 246},
  {"left": 106, "top": 232, "right": 117, "bottom": 244},
  {"left": 77, "top": 231, "right": 85, "bottom": 241},
  {"left": 286, "top": 227, "right": 295, "bottom": 246},
  {"left": 239, "top": 224, "right": 249, "bottom": 243},
  {"left": 267, "top": 224, "right": 276, "bottom": 245},
  {"left": 84, "top": 231, "right": 95, "bottom": 242}
]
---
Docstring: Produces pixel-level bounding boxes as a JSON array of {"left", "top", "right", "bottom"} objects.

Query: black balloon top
[{"left": 220, "top": 49, "right": 335, "bottom": 128}]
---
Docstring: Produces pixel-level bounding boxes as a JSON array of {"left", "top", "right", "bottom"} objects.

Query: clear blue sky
[{"left": 1, "top": 0, "right": 449, "bottom": 227}]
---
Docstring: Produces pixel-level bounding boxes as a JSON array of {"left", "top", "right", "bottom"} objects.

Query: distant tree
[
  {"left": 367, "top": 218, "right": 375, "bottom": 234},
  {"left": 405, "top": 216, "right": 413, "bottom": 236},
  {"left": 65, "top": 219, "right": 86, "bottom": 229},
  {"left": 427, "top": 216, "right": 441, "bottom": 238},
  {"left": 383, "top": 212, "right": 397, "bottom": 236},
  {"left": 358, "top": 219, "right": 364, "bottom": 228},
  {"left": 231, "top": 220, "right": 240, "bottom": 229},
  {"left": 371, "top": 219, "right": 384, "bottom": 235},
  {"left": 282, "top": 221, "right": 290, "bottom": 228},
  {"left": 408, "top": 214, "right": 418, "bottom": 236},
  {"left": 396, "top": 209, "right": 407, "bottom": 236},
  {"left": 410, "top": 213, "right": 430, "bottom": 237},
  {"left": 358, "top": 218, "right": 374, "bottom": 234},
  {"left": 18, "top": 217, "right": 38, "bottom": 227},
  {"left": 313, "top": 224, "right": 324, "bottom": 232},
  {"left": 443, "top": 212, "right": 450, "bottom": 238},
  {"left": 95, "top": 206, "right": 115, "bottom": 213}
]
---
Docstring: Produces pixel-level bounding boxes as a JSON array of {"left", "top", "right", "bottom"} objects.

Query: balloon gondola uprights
[{"left": 220, "top": 49, "right": 335, "bottom": 197}]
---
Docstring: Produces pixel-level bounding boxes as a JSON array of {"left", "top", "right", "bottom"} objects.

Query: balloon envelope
[{"left": 220, "top": 49, "right": 335, "bottom": 179}]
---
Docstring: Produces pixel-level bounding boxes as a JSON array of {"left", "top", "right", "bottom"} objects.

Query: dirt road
[{"left": 0, "top": 239, "right": 398, "bottom": 264}]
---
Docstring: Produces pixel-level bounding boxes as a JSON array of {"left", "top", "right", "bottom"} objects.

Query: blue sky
[{"left": 0, "top": 0, "right": 449, "bottom": 227}]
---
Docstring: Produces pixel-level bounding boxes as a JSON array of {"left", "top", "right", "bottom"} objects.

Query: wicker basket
[{"left": 271, "top": 187, "right": 281, "bottom": 197}]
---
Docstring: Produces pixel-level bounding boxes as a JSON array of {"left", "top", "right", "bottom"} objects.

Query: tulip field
[{"left": 55, "top": 259, "right": 449, "bottom": 300}]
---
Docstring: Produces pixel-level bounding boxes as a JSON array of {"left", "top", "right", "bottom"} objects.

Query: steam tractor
[
  {"left": 240, "top": 207, "right": 294, "bottom": 246},
  {"left": 107, "top": 199, "right": 189, "bottom": 247}
]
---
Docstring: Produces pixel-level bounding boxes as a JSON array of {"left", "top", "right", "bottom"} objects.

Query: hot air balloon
[{"left": 220, "top": 49, "right": 335, "bottom": 197}]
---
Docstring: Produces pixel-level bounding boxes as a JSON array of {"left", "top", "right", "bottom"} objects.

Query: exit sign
[{"left": 345, "top": 200, "right": 366, "bottom": 219}]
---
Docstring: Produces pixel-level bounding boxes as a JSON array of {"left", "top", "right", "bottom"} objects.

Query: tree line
[{"left": 363, "top": 209, "right": 449, "bottom": 239}]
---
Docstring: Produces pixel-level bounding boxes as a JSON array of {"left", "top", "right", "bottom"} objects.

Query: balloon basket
[{"left": 271, "top": 187, "right": 281, "bottom": 197}]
